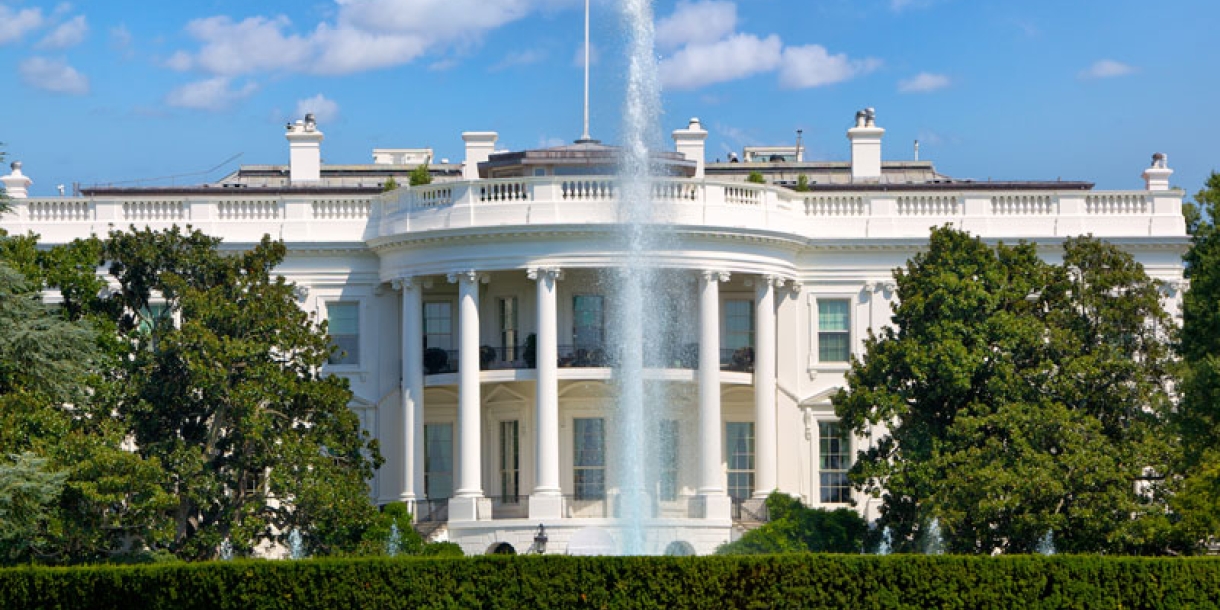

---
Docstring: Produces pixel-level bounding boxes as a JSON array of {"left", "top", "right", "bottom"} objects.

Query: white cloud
[
  {"left": 0, "top": 5, "right": 45, "bottom": 44},
  {"left": 167, "top": 0, "right": 580, "bottom": 79},
  {"left": 1079, "top": 59, "right": 1134, "bottom": 80},
  {"left": 18, "top": 56, "right": 89, "bottom": 95},
  {"left": 778, "top": 45, "right": 881, "bottom": 89},
  {"left": 655, "top": 0, "right": 737, "bottom": 50},
  {"left": 491, "top": 48, "right": 546, "bottom": 71},
  {"left": 110, "top": 24, "right": 133, "bottom": 56},
  {"left": 295, "top": 94, "right": 340, "bottom": 123},
  {"left": 36, "top": 14, "right": 87, "bottom": 50},
  {"left": 898, "top": 72, "right": 950, "bottom": 93},
  {"left": 165, "top": 77, "right": 258, "bottom": 111},
  {"left": 659, "top": 33, "right": 782, "bottom": 91}
]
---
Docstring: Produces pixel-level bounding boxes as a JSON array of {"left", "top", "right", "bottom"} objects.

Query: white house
[{"left": 0, "top": 109, "right": 1188, "bottom": 555}]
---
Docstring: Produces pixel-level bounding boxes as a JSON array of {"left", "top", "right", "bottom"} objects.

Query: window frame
[
  {"left": 818, "top": 420, "right": 852, "bottom": 504},
  {"left": 324, "top": 300, "right": 361, "bottom": 367},
  {"left": 810, "top": 295, "right": 853, "bottom": 367},
  {"left": 572, "top": 417, "right": 606, "bottom": 501},
  {"left": 725, "top": 421, "right": 756, "bottom": 501}
]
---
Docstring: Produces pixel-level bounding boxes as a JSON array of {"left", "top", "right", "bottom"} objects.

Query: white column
[
  {"left": 698, "top": 270, "right": 732, "bottom": 519},
  {"left": 752, "top": 276, "right": 780, "bottom": 498},
  {"left": 448, "top": 270, "right": 486, "bottom": 521},
  {"left": 394, "top": 278, "right": 425, "bottom": 505},
  {"left": 528, "top": 267, "right": 564, "bottom": 519}
]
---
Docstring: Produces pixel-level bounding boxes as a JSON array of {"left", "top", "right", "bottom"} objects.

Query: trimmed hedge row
[{"left": 2, "top": 555, "right": 1220, "bottom": 609}]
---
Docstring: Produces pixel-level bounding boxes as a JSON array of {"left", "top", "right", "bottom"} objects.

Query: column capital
[
  {"left": 292, "top": 285, "right": 310, "bottom": 303},
  {"left": 527, "top": 266, "right": 564, "bottom": 281},
  {"left": 447, "top": 270, "right": 488, "bottom": 285},
  {"left": 391, "top": 276, "right": 418, "bottom": 291},
  {"left": 786, "top": 279, "right": 803, "bottom": 296},
  {"left": 871, "top": 279, "right": 896, "bottom": 295},
  {"left": 701, "top": 269, "right": 731, "bottom": 283}
]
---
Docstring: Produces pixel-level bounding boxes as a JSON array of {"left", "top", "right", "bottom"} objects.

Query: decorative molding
[
  {"left": 447, "top": 269, "right": 481, "bottom": 285},
  {"left": 292, "top": 285, "right": 310, "bottom": 303},
  {"left": 390, "top": 277, "right": 417, "bottom": 291},
  {"left": 871, "top": 280, "right": 896, "bottom": 295},
  {"left": 526, "top": 266, "right": 564, "bottom": 281},
  {"left": 701, "top": 269, "right": 730, "bottom": 283},
  {"left": 1159, "top": 280, "right": 1187, "bottom": 298}
]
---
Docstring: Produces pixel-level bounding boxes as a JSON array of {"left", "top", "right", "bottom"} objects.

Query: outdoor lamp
[{"left": 534, "top": 523, "right": 548, "bottom": 555}]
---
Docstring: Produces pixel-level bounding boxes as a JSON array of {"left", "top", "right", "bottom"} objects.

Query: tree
[
  {"left": 746, "top": 171, "right": 765, "bottom": 184},
  {"left": 96, "top": 227, "right": 383, "bottom": 560},
  {"left": 409, "top": 164, "right": 432, "bottom": 186},
  {"left": 834, "top": 227, "right": 1177, "bottom": 554},
  {"left": 382, "top": 176, "right": 399, "bottom": 192},
  {"left": 794, "top": 174, "right": 810, "bottom": 192},
  {"left": 1175, "top": 172, "right": 1220, "bottom": 549}
]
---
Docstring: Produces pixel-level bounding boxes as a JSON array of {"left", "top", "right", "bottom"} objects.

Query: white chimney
[
  {"left": 1, "top": 161, "right": 32, "bottom": 199},
  {"left": 672, "top": 117, "right": 709, "bottom": 178},
  {"left": 462, "top": 132, "right": 498, "bottom": 180},
  {"left": 286, "top": 113, "right": 324, "bottom": 184},
  {"left": 1142, "top": 152, "right": 1173, "bottom": 191},
  {"left": 847, "top": 108, "right": 884, "bottom": 182}
]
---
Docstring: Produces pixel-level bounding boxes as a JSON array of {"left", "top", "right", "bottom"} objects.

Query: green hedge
[{"left": 2, "top": 555, "right": 1219, "bottom": 609}]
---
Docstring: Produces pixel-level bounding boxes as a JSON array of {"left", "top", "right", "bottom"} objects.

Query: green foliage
[
  {"left": 745, "top": 171, "right": 765, "bottom": 184},
  {"left": 716, "top": 493, "right": 869, "bottom": 555},
  {"left": 408, "top": 164, "right": 432, "bottom": 187},
  {"left": 95, "top": 227, "right": 382, "bottom": 560},
  {"left": 0, "top": 453, "right": 67, "bottom": 562},
  {"left": 835, "top": 226, "right": 1178, "bottom": 554},
  {"left": 2, "top": 555, "right": 1220, "bottom": 609},
  {"left": 794, "top": 173, "right": 810, "bottom": 192},
  {"left": 1176, "top": 172, "right": 1220, "bottom": 549},
  {"left": 381, "top": 176, "right": 399, "bottom": 192}
]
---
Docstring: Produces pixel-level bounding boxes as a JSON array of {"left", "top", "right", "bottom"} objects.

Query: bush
[
  {"left": 2, "top": 555, "right": 1219, "bottom": 609},
  {"left": 716, "top": 493, "right": 869, "bottom": 555},
  {"left": 746, "top": 171, "right": 765, "bottom": 184}
]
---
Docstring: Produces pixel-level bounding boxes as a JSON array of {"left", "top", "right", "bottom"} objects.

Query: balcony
[{"left": 420, "top": 343, "right": 756, "bottom": 376}]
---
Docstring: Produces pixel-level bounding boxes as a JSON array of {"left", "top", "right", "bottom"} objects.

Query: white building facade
[{"left": 0, "top": 111, "right": 1188, "bottom": 555}]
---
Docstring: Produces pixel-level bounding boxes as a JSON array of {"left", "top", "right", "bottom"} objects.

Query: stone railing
[{"left": 2, "top": 179, "right": 1183, "bottom": 246}]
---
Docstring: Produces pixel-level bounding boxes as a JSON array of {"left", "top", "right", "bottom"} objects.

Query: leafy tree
[
  {"left": 0, "top": 453, "right": 66, "bottom": 562},
  {"left": 794, "top": 174, "right": 810, "bottom": 192},
  {"left": 95, "top": 227, "right": 383, "bottom": 560},
  {"left": 409, "top": 164, "right": 432, "bottom": 186},
  {"left": 835, "top": 227, "right": 1176, "bottom": 554},
  {"left": 715, "top": 493, "right": 869, "bottom": 555},
  {"left": 1175, "top": 172, "right": 1220, "bottom": 549},
  {"left": 381, "top": 176, "right": 399, "bottom": 192},
  {"left": 746, "top": 171, "right": 765, "bottom": 184}
]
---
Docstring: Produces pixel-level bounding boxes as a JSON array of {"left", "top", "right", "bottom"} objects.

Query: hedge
[{"left": 2, "top": 555, "right": 1219, "bottom": 609}]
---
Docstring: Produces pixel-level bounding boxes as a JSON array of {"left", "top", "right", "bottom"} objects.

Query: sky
[{"left": 1, "top": 0, "right": 1218, "bottom": 197}]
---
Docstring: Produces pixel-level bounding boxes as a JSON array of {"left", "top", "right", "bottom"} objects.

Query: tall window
[
  {"left": 726, "top": 422, "right": 755, "bottom": 501},
  {"left": 499, "top": 420, "right": 519, "bottom": 502},
  {"left": 326, "top": 302, "right": 359, "bottom": 366},
  {"left": 573, "top": 418, "right": 605, "bottom": 500},
  {"left": 819, "top": 421, "right": 851, "bottom": 504},
  {"left": 818, "top": 299, "right": 851, "bottom": 363},
  {"left": 659, "top": 419, "right": 679, "bottom": 501},
  {"left": 498, "top": 297, "right": 518, "bottom": 361},
  {"left": 424, "top": 423, "right": 453, "bottom": 499},
  {"left": 424, "top": 301, "right": 453, "bottom": 350},
  {"left": 724, "top": 299, "right": 754, "bottom": 351},
  {"left": 572, "top": 295, "right": 604, "bottom": 350}
]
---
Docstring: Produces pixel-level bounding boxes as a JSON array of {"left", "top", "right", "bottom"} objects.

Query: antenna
[
  {"left": 795, "top": 129, "right": 803, "bottom": 162},
  {"left": 577, "top": 0, "right": 594, "bottom": 143},
  {"left": 914, "top": 140, "right": 920, "bottom": 161}
]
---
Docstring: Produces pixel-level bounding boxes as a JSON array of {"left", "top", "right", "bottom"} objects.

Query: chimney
[
  {"left": 1, "top": 161, "right": 32, "bottom": 199},
  {"left": 286, "top": 113, "right": 324, "bottom": 184},
  {"left": 847, "top": 108, "right": 884, "bottom": 182},
  {"left": 672, "top": 117, "right": 709, "bottom": 178},
  {"left": 1142, "top": 152, "right": 1173, "bottom": 191},
  {"left": 462, "top": 132, "right": 498, "bottom": 180}
]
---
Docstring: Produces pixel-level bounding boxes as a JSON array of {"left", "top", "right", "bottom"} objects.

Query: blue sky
[{"left": 1, "top": 0, "right": 1217, "bottom": 196}]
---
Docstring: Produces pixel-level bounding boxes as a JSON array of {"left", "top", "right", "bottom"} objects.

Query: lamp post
[{"left": 534, "top": 523, "right": 548, "bottom": 555}]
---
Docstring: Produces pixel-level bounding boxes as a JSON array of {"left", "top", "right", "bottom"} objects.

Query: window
[
  {"left": 724, "top": 299, "right": 754, "bottom": 367},
  {"left": 573, "top": 295, "right": 604, "bottom": 350},
  {"left": 424, "top": 423, "right": 453, "bottom": 499},
  {"left": 137, "top": 303, "right": 170, "bottom": 334},
  {"left": 573, "top": 418, "right": 605, "bottom": 500},
  {"left": 498, "top": 297, "right": 518, "bottom": 361},
  {"left": 726, "top": 422, "right": 755, "bottom": 501},
  {"left": 499, "top": 420, "right": 519, "bottom": 503},
  {"left": 659, "top": 419, "right": 679, "bottom": 501},
  {"left": 326, "top": 302, "right": 359, "bottom": 366},
  {"left": 819, "top": 421, "right": 851, "bottom": 503},
  {"left": 818, "top": 299, "right": 851, "bottom": 363},
  {"left": 424, "top": 301, "right": 453, "bottom": 350}
]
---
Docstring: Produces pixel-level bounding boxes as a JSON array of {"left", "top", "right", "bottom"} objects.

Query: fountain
[
  {"left": 218, "top": 538, "right": 234, "bottom": 561},
  {"left": 287, "top": 528, "right": 306, "bottom": 560},
  {"left": 1036, "top": 530, "right": 1055, "bottom": 555},
  {"left": 608, "top": 0, "right": 666, "bottom": 556},
  {"left": 387, "top": 522, "right": 403, "bottom": 557},
  {"left": 876, "top": 526, "right": 893, "bottom": 555},
  {"left": 921, "top": 518, "right": 945, "bottom": 555}
]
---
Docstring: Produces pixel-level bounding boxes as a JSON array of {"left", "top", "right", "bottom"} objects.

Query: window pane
[
  {"left": 726, "top": 422, "right": 755, "bottom": 500},
  {"left": 500, "top": 420, "right": 519, "bottom": 501},
  {"left": 574, "top": 418, "right": 605, "bottom": 500},
  {"left": 819, "top": 332, "right": 850, "bottom": 362},
  {"left": 425, "top": 423, "right": 453, "bottom": 499},
  {"left": 724, "top": 299, "right": 753, "bottom": 351},
  {"left": 819, "top": 421, "right": 851, "bottom": 503},
  {"left": 818, "top": 300, "right": 849, "bottom": 332},
  {"left": 573, "top": 295, "right": 604, "bottom": 348},
  {"left": 327, "top": 302, "right": 359, "bottom": 365}
]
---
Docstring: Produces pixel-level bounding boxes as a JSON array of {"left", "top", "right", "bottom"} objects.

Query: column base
[
  {"left": 448, "top": 496, "right": 491, "bottom": 522},
  {"left": 695, "top": 494, "right": 733, "bottom": 521},
  {"left": 528, "top": 494, "right": 565, "bottom": 520}
]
